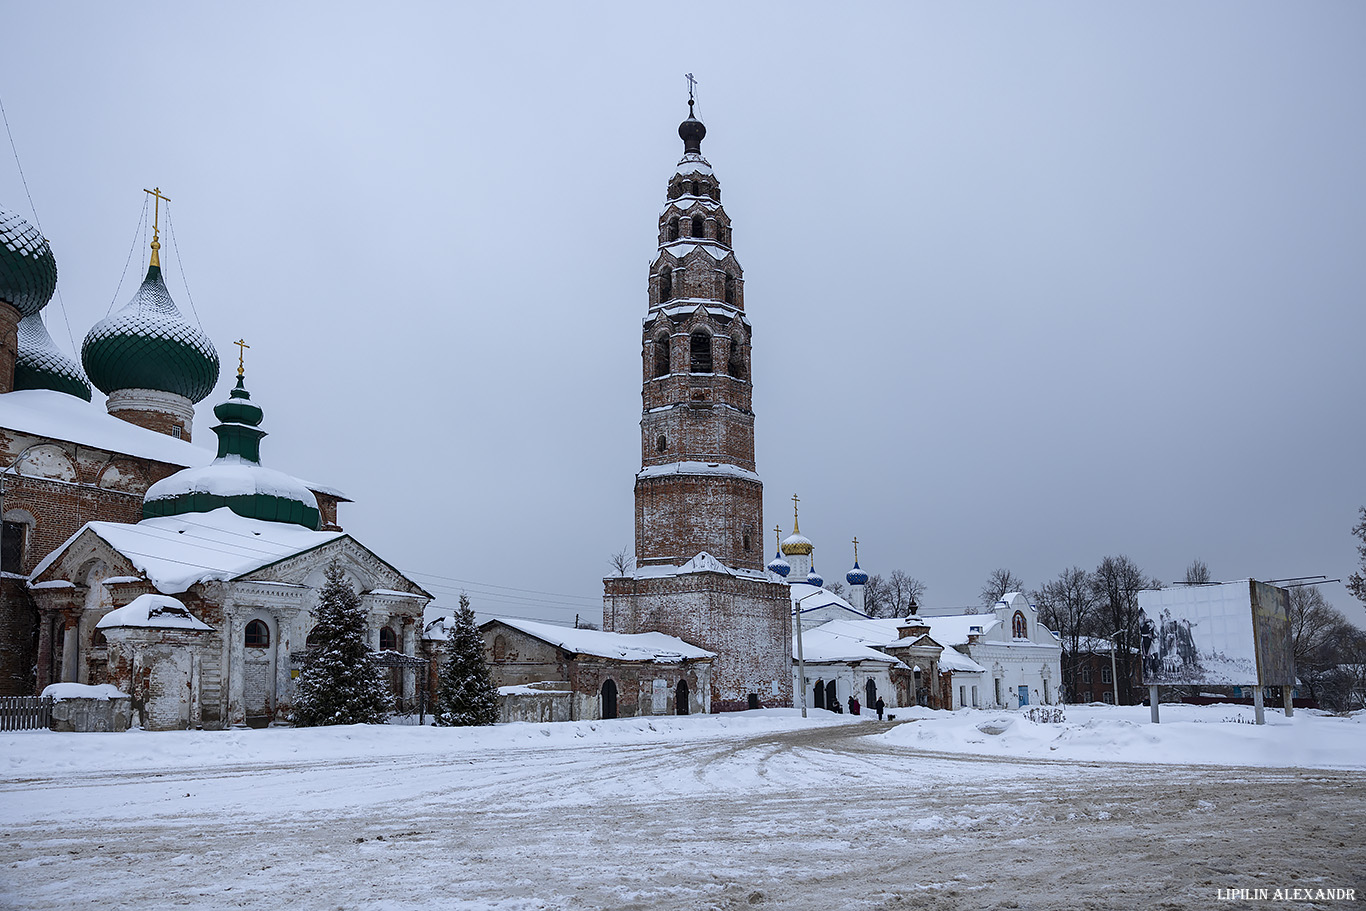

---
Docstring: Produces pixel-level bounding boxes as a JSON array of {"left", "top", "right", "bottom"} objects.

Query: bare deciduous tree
[
  {"left": 1184, "top": 559, "right": 1212, "bottom": 585},
  {"left": 824, "top": 579, "right": 846, "bottom": 598},
  {"left": 1033, "top": 567, "right": 1099, "bottom": 703},
  {"left": 1090, "top": 554, "right": 1161, "bottom": 705},
  {"left": 608, "top": 547, "right": 634, "bottom": 577},
  {"left": 980, "top": 568, "right": 1024, "bottom": 609},
  {"left": 1289, "top": 585, "right": 1346, "bottom": 706},
  {"left": 886, "top": 570, "right": 927, "bottom": 616},
  {"left": 863, "top": 574, "right": 891, "bottom": 618},
  {"left": 1348, "top": 507, "right": 1366, "bottom": 608}
]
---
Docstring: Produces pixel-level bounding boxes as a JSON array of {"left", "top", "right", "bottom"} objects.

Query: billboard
[{"left": 1137, "top": 580, "right": 1294, "bottom": 687}]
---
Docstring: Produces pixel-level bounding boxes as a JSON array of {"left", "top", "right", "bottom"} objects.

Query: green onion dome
[
  {"left": 81, "top": 264, "right": 219, "bottom": 402},
  {"left": 14, "top": 312, "right": 92, "bottom": 400},
  {"left": 0, "top": 206, "right": 57, "bottom": 318},
  {"left": 142, "top": 373, "right": 320, "bottom": 529}
]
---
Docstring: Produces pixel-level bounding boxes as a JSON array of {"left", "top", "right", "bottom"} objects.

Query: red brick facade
[{"left": 604, "top": 108, "right": 792, "bottom": 712}]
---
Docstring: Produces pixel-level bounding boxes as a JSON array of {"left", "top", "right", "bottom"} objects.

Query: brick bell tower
[{"left": 604, "top": 92, "right": 792, "bottom": 713}]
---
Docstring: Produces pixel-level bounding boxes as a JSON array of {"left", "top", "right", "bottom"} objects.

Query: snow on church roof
[
  {"left": 637, "top": 461, "right": 761, "bottom": 483},
  {"left": 797, "top": 627, "right": 905, "bottom": 667},
  {"left": 97, "top": 593, "right": 213, "bottom": 631},
  {"left": 0, "top": 389, "right": 347, "bottom": 498},
  {"left": 30, "top": 507, "right": 345, "bottom": 595},
  {"left": 490, "top": 617, "right": 715, "bottom": 664}
]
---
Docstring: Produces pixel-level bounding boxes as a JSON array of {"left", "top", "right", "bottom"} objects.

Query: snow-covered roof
[
  {"left": 673, "top": 154, "right": 713, "bottom": 177},
  {"left": 936, "top": 648, "right": 987, "bottom": 674},
  {"left": 0, "top": 389, "right": 347, "bottom": 499},
  {"left": 489, "top": 617, "right": 715, "bottom": 664},
  {"left": 31, "top": 507, "right": 346, "bottom": 595},
  {"left": 145, "top": 455, "right": 320, "bottom": 509},
  {"left": 40, "top": 682, "right": 128, "bottom": 701},
  {"left": 637, "top": 461, "right": 760, "bottom": 483},
  {"left": 97, "top": 593, "right": 213, "bottom": 631},
  {"left": 796, "top": 627, "right": 905, "bottom": 667},
  {"left": 657, "top": 241, "right": 732, "bottom": 261},
  {"left": 806, "top": 616, "right": 989, "bottom": 673},
  {"left": 624, "top": 554, "right": 770, "bottom": 583},
  {"left": 788, "top": 581, "right": 859, "bottom": 614}
]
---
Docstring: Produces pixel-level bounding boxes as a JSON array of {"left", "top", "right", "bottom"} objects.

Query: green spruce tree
[
  {"left": 435, "top": 593, "right": 498, "bottom": 726},
  {"left": 293, "top": 560, "right": 391, "bottom": 726}
]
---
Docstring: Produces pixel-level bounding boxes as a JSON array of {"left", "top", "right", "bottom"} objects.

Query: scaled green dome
[
  {"left": 15, "top": 312, "right": 92, "bottom": 400},
  {"left": 81, "top": 264, "right": 220, "bottom": 402},
  {"left": 0, "top": 206, "right": 57, "bottom": 318}
]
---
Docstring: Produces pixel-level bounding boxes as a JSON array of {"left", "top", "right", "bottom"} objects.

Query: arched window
[
  {"left": 659, "top": 268, "right": 672, "bottom": 302},
  {"left": 493, "top": 634, "right": 507, "bottom": 662},
  {"left": 245, "top": 620, "right": 269, "bottom": 648},
  {"left": 689, "top": 332, "right": 712, "bottom": 373},
  {"left": 656, "top": 434, "right": 668, "bottom": 453},
  {"left": 675, "top": 679, "right": 689, "bottom": 715},
  {"left": 690, "top": 180, "right": 699, "bottom": 196},
  {"left": 667, "top": 217, "right": 679, "bottom": 241},
  {"left": 723, "top": 272, "right": 736, "bottom": 306},
  {"left": 306, "top": 627, "right": 322, "bottom": 648},
  {"left": 653, "top": 334, "right": 670, "bottom": 377},
  {"left": 1012, "top": 611, "right": 1028, "bottom": 639},
  {"left": 691, "top": 216, "right": 704, "bottom": 238},
  {"left": 866, "top": 678, "right": 877, "bottom": 707},
  {"left": 601, "top": 679, "right": 618, "bottom": 719},
  {"left": 379, "top": 627, "right": 398, "bottom": 651}
]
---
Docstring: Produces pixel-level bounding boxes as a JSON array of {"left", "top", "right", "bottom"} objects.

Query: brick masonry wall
[
  {"left": 634, "top": 474, "right": 764, "bottom": 570},
  {"left": 639, "top": 400, "right": 756, "bottom": 470},
  {"left": 604, "top": 571, "right": 792, "bottom": 712},
  {"left": 105, "top": 406, "right": 192, "bottom": 442},
  {"left": 0, "top": 578, "right": 36, "bottom": 695}
]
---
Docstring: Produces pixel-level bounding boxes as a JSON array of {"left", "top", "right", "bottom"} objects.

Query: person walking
[{"left": 875, "top": 696, "right": 885, "bottom": 721}]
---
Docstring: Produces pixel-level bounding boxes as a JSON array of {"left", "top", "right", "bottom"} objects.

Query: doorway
[
  {"left": 601, "top": 679, "right": 618, "bottom": 719},
  {"left": 675, "top": 680, "right": 689, "bottom": 715}
]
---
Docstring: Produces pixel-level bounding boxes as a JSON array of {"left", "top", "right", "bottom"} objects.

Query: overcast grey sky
[{"left": 5, "top": 3, "right": 1364, "bottom": 625}]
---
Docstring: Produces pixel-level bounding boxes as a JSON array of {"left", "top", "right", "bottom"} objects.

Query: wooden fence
[{"left": 0, "top": 696, "right": 54, "bottom": 731}]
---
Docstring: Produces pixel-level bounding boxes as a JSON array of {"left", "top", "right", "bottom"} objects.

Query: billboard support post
[
  {"left": 1252, "top": 685, "right": 1265, "bottom": 725},
  {"left": 1150, "top": 686, "right": 1160, "bottom": 724}
]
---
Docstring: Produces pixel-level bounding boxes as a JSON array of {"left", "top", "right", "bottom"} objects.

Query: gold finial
[
  {"left": 234, "top": 339, "right": 250, "bottom": 377},
  {"left": 791, "top": 493, "right": 801, "bottom": 534},
  {"left": 144, "top": 187, "right": 171, "bottom": 268},
  {"left": 852, "top": 536, "right": 859, "bottom": 564}
]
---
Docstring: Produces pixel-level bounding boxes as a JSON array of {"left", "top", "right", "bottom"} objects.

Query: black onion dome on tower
[
  {"left": 0, "top": 206, "right": 57, "bottom": 318},
  {"left": 81, "top": 262, "right": 220, "bottom": 402},
  {"left": 678, "top": 99, "right": 706, "bottom": 154}
]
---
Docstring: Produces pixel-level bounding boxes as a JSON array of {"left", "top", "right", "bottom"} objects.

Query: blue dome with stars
[
  {"left": 846, "top": 561, "right": 868, "bottom": 586},
  {"left": 767, "top": 550, "right": 791, "bottom": 578}
]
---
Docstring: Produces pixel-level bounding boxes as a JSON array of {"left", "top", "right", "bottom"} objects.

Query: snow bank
[
  {"left": 40, "top": 683, "right": 129, "bottom": 702},
  {"left": 878, "top": 703, "right": 1366, "bottom": 770}
]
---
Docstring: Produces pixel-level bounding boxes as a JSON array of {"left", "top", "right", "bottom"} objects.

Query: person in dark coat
[
  {"left": 849, "top": 696, "right": 860, "bottom": 715},
  {"left": 875, "top": 697, "right": 885, "bottom": 720}
]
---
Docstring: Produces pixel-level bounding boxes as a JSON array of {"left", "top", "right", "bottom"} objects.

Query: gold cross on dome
[
  {"left": 143, "top": 187, "right": 171, "bottom": 266},
  {"left": 774, "top": 525, "right": 783, "bottom": 550},
  {"left": 685, "top": 73, "right": 697, "bottom": 100},
  {"left": 791, "top": 493, "right": 801, "bottom": 534},
  {"left": 852, "top": 536, "right": 859, "bottom": 563},
  {"left": 234, "top": 339, "right": 250, "bottom": 377}
]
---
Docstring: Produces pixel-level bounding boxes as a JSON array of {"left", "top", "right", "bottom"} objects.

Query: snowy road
[{"left": 2, "top": 715, "right": 1362, "bottom": 910}]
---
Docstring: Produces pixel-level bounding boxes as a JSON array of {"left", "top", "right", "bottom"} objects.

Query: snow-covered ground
[{"left": 2, "top": 705, "right": 1362, "bottom": 910}]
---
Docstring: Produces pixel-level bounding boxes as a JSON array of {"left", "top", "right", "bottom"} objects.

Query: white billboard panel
[{"left": 1137, "top": 581, "right": 1288, "bottom": 686}]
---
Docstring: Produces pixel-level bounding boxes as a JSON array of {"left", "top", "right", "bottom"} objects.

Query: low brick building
[{"left": 482, "top": 617, "right": 714, "bottom": 720}]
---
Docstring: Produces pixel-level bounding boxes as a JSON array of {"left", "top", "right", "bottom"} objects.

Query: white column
[
  {"left": 189, "top": 653, "right": 203, "bottom": 730},
  {"left": 227, "top": 617, "right": 246, "bottom": 726},
  {"left": 61, "top": 624, "right": 78, "bottom": 682},
  {"left": 402, "top": 622, "right": 416, "bottom": 704}
]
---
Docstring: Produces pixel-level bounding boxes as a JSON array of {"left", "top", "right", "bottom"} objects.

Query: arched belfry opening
[
  {"left": 667, "top": 217, "right": 680, "bottom": 241},
  {"left": 689, "top": 331, "right": 712, "bottom": 373},
  {"left": 653, "top": 333, "right": 670, "bottom": 377},
  {"left": 659, "top": 268, "right": 672, "bottom": 302},
  {"left": 723, "top": 272, "right": 736, "bottom": 306},
  {"left": 691, "top": 216, "right": 705, "bottom": 238}
]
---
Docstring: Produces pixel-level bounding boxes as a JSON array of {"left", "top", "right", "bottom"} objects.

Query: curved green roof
[
  {"left": 0, "top": 206, "right": 57, "bottom": 318},
  {"left": 81, "top": 265, "right": 219, "bottom": 402},
  {"left": 14, "top": 313, "right": 92, "bottom": 400}
]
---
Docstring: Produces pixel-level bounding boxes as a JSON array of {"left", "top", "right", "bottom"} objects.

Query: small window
[
  {"left": 742, "top": 532, "right": 751, "bottom": 552},
  {"left": 653, "top": 334, "right": 670, "bottom": 377},
  {"left": 1102, "top": 691, "right": 1115, "bottom": 704},
  {"left": 171, "top": 424, "right": 183, "bottom": 440},
  {"left": 245, "top": 619, "right": 270, "bottom": 648},
  {"left": 1081, "top": 665, "right": 1092, "bottom": 684},
  {"left": 493, "top": 634, "right": 507, "bottom": 662},
  {"left": 1, "top": 520, "right": 26, "bottom": 574},
  {"left": 656, "top": 434, "right": 668, "bottom": 453},
  {"left": 691, "top": 216, "right": 704, "bottom": 238},
  {"left": 379, "top": 627, "right": 398, "bottom": 651},
  {"left": 689, "top": 332, "right": 712, "bottom": 373},
  {"left": 1101, "top": 665, "right": 1113, "bottom": 684}
]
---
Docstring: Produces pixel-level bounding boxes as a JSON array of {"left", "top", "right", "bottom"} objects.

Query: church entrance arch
[
  {"left": 865, "top": 678, "right": 877, "bottom": 707},
  {"left": 601, "top": 679, "right": 618, "bottom": 719},
  {"left": 813, "top": 679, "right": 825, "bottom": 710},
  {"left": 675, "top": 679, "right": 688, "bottom": 715},
  {"left": 825, "top": 680, "right": 837, "bottom": 711},
  {"left": 242, "top": 617, "right": 275, "bottom": 726}
]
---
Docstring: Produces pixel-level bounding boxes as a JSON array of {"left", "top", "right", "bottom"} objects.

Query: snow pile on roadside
[
  {"left": 878, "top": 703, "right": 1366, "bottom": 769},
  {"left": 0, "top": 708, "right": 850, "bottom": 778}
]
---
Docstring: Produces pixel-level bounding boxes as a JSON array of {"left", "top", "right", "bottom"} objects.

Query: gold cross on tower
[
  {"left": 234, "top": 339, "right": 250, "bottom": 377},
  {"left": 143, "top": 186, "right": 171, "bottom": 268},
  {"left": 774, "top": 525, "right": 783, "bottom": 551},
  {"left": 791, "top": 493, "right": 801, "bottom": 534},
  {"left": 852, "top": 536, "right": 860, "bottom": 563}
]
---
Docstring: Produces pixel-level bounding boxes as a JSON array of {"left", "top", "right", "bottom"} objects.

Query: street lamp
[{"left": 793, "top": 588, "right": 826, "bottom": 719}]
